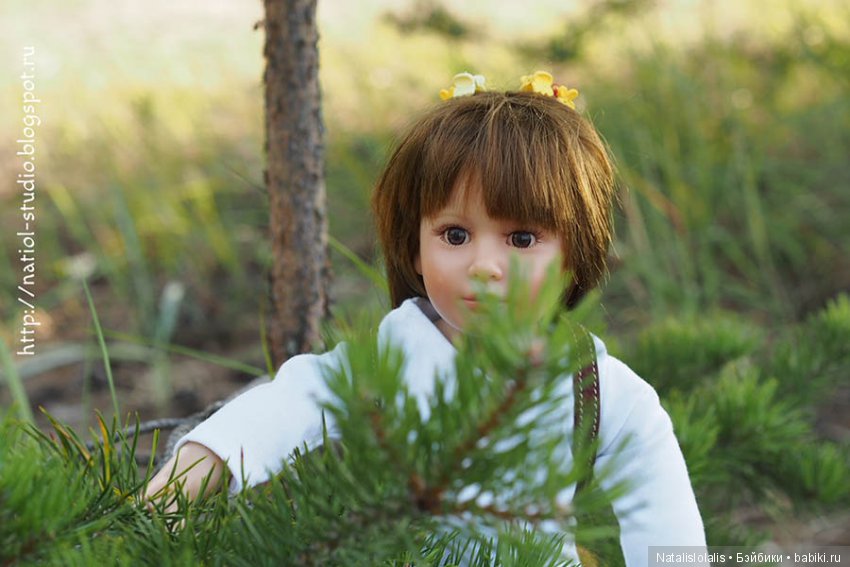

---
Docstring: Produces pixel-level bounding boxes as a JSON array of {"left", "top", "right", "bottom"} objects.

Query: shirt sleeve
[
  {"left": 595, "top": 354, "right": 708, "bottom": 566},
  {"left": 174, "top": 344, "right": 345, "bottom": 493}
]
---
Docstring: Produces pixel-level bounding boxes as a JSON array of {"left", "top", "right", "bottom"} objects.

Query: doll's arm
[
  {"left": 144, "top": 441, "right": 226, "bottom": 511},
  {"left": 595, "top": 355, "right": 707, "bottom": 566},
  {"left": 150, "top": 344, "right": 345, "bottom": 501}
]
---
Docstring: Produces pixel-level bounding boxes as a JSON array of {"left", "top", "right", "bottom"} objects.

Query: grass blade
[
  {"left": 83, "top": 280, "right": 121, "bottom": 420},
  {"left": 328, "top": 234, "right": 388, "bottom": 296},
  {"left": 0, "top": 336, "right": 34, "bottom": 422}
]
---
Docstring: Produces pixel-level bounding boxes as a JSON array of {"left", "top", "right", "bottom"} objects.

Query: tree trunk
[{"left": 263, "top": 0, "right": 329, "bottom": 366}]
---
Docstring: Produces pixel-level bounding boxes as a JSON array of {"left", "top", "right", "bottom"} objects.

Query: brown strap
[
  {"left": 571, "top": 324, "right": 600, "bottom": 493},
  {"left": 571, "top": 326, "right": 625, "bottom": 565}
]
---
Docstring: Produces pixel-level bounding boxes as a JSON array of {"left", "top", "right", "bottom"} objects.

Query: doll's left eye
[
  {"left": 509, "top": 231, "right": 537, "bottom": 248},
  {"left": 443, "top": 227, "right": 469, "bottom": 246}
]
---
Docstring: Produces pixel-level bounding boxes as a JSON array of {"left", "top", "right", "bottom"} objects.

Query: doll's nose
[{"left": 468, "top": 256, "right": 503, "bottom": 281}]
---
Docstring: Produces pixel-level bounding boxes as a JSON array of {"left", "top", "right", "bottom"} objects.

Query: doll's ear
[{"left": 414, "top": 253, "right": 422, "bottom": 275}]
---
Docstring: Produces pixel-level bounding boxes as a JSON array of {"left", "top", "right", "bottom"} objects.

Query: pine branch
[{"left": 422, "top": 367, "right": 530, "bottom": 516}]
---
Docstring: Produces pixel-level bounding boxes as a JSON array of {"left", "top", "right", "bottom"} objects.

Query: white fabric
[{"left": 177, "top": 297, "right": 706, "bottom": 565}]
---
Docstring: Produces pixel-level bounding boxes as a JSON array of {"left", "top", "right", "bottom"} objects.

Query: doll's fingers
[
  {"left": 140, "top": 443, "right": 226, "bottom": 519},
  {"left": 142, "top": 479, "right": 173, "bottom": 514},
  {"left": 141, "top": 454, "right": 182, "bottom": 513},
  {"left": 142, "top": 458, "right": 173, "bottom": 497},
  {"left": 143, "top": 480, "right": 184, "bottom": 517}
]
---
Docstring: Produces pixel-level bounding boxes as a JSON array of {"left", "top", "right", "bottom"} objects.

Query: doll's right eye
[{"left": 442, "top": 227, "right": 469, "bottom": 246}]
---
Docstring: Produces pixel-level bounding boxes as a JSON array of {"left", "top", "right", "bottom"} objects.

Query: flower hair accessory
[
  {"left": 519, "top": 71, "right": 579, "bottom": 109},
  {"left": 439, "top": 72, "right": 487, "bottom": 100}
]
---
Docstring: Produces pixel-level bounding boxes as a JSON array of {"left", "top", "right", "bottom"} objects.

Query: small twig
[
  {"left": 84, "top": 401, "right": 225, "bottom": 451},
  {"left": 83, "top": 417, "right": 185, "bottom": 451},
  {"left": 454, "top": 376, "right": 526, "bottom": 462},
  {"left": 410, "top": 368, "right": 530, "bottom": 515},
  {"left": 367, "top": 401, "right": 409, "bottom": 481}
]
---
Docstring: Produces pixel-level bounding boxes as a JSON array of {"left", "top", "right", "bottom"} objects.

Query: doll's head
[{"left": 372, "top": 82, "right": 615, "bottom": 310}]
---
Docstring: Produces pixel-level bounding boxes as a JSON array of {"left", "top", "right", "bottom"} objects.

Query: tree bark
[{"left": 263, "top": 0, "right": 329, "bottom": 365}]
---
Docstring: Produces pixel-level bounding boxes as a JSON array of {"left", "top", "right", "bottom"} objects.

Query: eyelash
[{"left": 436, "top": 226, "right": 543, "bottom": 248}]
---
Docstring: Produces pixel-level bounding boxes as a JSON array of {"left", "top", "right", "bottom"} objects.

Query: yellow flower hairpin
[
  {"left": 519, "top": 71, "right": 579, "bottom": 109},
  {"left": 440, "top": 72, "right": 487, "bottom": 100}
]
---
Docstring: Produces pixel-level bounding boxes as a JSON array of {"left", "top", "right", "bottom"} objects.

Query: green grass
[
  {"left": 0, "top": 337, "right": 34, "bottom": 423},
  {"left": 0, "top": 7, "right": 848, "bottom": 526},
  {"left": 2, "top": 4, "right": 846, "bottom": 337},
  {"left": 590, "top": 23, "right": 850, "bottom": 323}
]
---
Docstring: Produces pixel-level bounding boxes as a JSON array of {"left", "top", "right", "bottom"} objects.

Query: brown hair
[{"left": 372, "top": 90, "right": 615, "bottom": 309}]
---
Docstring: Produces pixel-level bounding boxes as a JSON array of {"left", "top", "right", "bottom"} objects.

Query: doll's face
[{"left": 414, "top": 179, "right": 564, "bottom": 343}]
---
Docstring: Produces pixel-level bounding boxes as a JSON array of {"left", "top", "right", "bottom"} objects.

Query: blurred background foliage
[
  {"left": 1, "top": 0, "right": 846, "bottom": 343},
  {"left": 0, "top": 0, "right": 849, "bottom": 549}
]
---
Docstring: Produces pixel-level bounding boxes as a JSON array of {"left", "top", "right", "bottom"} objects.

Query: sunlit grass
[
  {"left": 0, "top": 337, "right": 34, "bottom": 422},
  {"left": 589, "top": 23, "right": 849, "bottom": 322},
  {"left": 0, "top": 1, "right": 847, "bottom": 424}
]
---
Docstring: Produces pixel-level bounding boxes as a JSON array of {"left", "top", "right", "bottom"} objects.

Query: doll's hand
[{"left": 143, "top": 441, "right": 226, "bottom": 513}]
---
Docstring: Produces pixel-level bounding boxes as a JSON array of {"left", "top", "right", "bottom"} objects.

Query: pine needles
[
  {"left": 1, "top": 270, "right": 613, "bottom": 565},
  {"left": 3, "top": 290, "right": 849, "bottom": 563},
  {"left": 628, "top": 294, "right": 850, "bottom": 545}
]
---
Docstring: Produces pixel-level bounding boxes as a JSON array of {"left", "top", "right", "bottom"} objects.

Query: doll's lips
[{"left": 462, "top": 296, "right": 505, "bottom": 310}]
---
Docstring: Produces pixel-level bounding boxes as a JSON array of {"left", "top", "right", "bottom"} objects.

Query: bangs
[{"left": 418, "top": 92, "right": 573, "bottom": 232}]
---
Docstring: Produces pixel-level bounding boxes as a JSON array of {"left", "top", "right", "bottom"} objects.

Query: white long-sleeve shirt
[{"left": 178, "top": 297, "right": 706, "bottom": 565}]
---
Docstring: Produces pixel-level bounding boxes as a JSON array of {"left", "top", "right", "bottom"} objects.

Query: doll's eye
[
  {"left": 509, "top": 231, "right": 537, "bottom": 248},
  {"left": 443, "top": 227, "right": 469, "bottom": 246}
]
